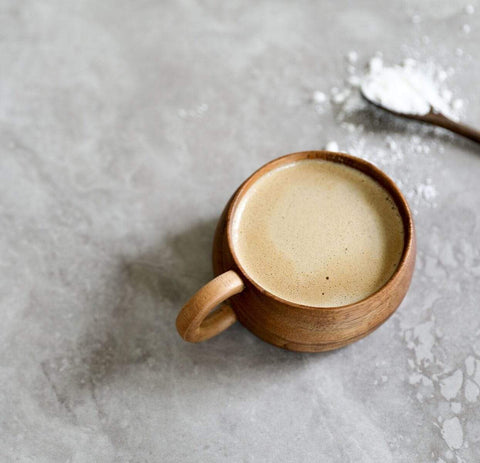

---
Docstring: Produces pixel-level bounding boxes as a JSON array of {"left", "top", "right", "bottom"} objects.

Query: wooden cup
[{"left": 176, "top": 151, "right": 416, "bottom": 352}]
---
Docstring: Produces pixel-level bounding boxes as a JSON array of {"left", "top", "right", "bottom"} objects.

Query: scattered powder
[
  {"left": 313, "top": 51, "right": 465, "bottom": 213},
  {"left": 415, "top": 179, "right": 438, "bottom": 201},
  {"left": 465, "top": 4, "right": 475, "bottom": 14},
  {"left": 178, "top": 103, "right": 208, "bottom": 118},
  {"left": 313, "top": 91, "right": 328, "bottom": 114},
  {"left": 361, "top": 57, "right": 458, "bottom": 117},
  {"left": 439, "top": 370, "right": 463, "bottom": 400},
  {"left": 313, "top": 91, "right": 327, "bottom": 104},
  {"left": 331, "top": 87, "right": 351, "bottom": 104},
  {"left": 464, "top": 380, "right": 479, "bottom": 403},
  {"left": 325, "top": 141, "right": 339, "bottom": 152},
  {"left": 462, "top": 24, "right": 471, "bottom": 34},
  {"left": 452, "top": 98, "right": 463, "bottom": 111},
  {"left": 347, "top": 50, "right": 358, "bottom": 64},
  {"left": 441, "top": 417, "right": 463, "bottom": 450}
]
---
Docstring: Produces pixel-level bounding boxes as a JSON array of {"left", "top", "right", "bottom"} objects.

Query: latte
[{"left": 232, "top": 159, "right": 405, "bottom": 307}]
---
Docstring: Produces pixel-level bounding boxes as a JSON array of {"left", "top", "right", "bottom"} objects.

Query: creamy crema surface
[{"left": 232, "top": 159, "right": 405, "bottom": 307}]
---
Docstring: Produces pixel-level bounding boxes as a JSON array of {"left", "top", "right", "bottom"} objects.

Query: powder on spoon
[{"left": 361, "top": 57, "right": 454, "bottom": 117}]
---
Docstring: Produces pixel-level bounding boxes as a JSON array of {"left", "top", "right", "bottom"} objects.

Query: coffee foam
[{"left": 232, "top": 159, "right": 405, "bottom": 307}]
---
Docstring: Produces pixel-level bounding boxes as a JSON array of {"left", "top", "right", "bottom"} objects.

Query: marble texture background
[{"left": 1, "top": 1, "right": 480, "bottom": 461}]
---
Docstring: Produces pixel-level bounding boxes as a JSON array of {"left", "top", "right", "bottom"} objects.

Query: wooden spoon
[{"left": 361, "top": 91, "right": 480, "bottom": 144}]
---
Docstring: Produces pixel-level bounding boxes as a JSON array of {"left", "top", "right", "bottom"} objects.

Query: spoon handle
[{"left": 428, "top": 113, "right": 480, "bottom": 145}]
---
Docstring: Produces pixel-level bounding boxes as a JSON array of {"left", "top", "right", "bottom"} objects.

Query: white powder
[
  {"left": 331, "top": 87, "right": 351, "bottom": 104},
  {"left": 313, "top": 91, "right": 327, "bottom": 104},
  {"left": 312, "top": 90, "right": 328, "bottom": 114},
  {"left": 325, "top": 141, "right": 339, "bottom": 152},
  {"left": 178, "top": 103, "right": 208, "bottom": 118},
  {"left": 416, "top": 180, "right": 437, "bottom": 201},
  {"left": 312, "top": 52, "right": 465, "bottom": 215},
  {"left": 360, "top": 57, "right": 455, "bottom": 117},
  {"left": 346, "top": 50, "right": 358, "bottom": 64}
]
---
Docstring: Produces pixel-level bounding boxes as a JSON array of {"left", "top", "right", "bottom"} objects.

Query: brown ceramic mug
[{"left": 176, "top": 151, "right": 416, "bottom": 352}]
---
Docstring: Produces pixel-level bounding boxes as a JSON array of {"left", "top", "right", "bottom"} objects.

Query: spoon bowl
[{"left": 361, "top": 89, "right": 480, "bottom": 144}]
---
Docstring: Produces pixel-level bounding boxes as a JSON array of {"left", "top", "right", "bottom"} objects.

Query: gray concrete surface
[{"left": 1, "top": 1, "right": 480, "bottom": 461}]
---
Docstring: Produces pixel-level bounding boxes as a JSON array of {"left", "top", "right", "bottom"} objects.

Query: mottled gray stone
[{"left": 1, "top": 0, "right": 480, "bottom": 461}]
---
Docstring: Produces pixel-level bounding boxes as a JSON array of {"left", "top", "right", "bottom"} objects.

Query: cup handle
[{"left": 176, "top": 270, "right": 245, "bottom": 342}]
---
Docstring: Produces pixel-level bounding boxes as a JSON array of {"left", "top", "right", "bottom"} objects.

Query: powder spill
[
  {"left": 312, "top": 91, "right": 328, "bottom": 114},
  {"left": 325, "top": 141, "right": 339, "bottom": 152},
  {"left": 311, "top": 51, "right": 467, "bottom": 213},
  {"left": 360, "top": 57, "right": 459, "bottom": 118},
  {"left": 415, "top": 179, "right": 438, "bottom": 202},
  {"left": 313, "top": 91, "right": 327, "bottom": 103},
  {"left": 177, "top": 103, "right": 209, "bottom": 119}
]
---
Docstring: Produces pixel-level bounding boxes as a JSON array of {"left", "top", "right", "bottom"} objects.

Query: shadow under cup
[{"left": 178, "top": 151, "right": 416, "bottom": 352}]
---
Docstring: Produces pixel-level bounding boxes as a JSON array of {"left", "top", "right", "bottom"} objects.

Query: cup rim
[{"left": 225, "top": 150, "right": 415, "bottom": 311}]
